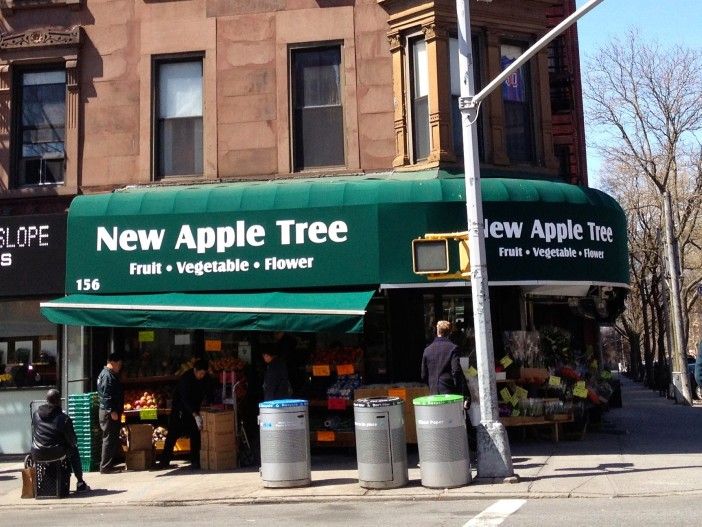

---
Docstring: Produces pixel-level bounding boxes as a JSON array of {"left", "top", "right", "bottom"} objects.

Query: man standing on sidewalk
[
  {"left": 97, "top": 352, "right": 124, "bottom": 473},
  {"left": 158, "top": 359, "right": 210, "bottom": 470},
  {"left": 421, "top": 320, "right": 469, "bottom": 397}
]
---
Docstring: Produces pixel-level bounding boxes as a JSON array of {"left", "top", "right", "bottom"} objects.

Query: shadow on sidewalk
[
  {"left": 517, "top": 463, "right": 702, "bottom": 483},
  {"left": 71, "top": 489, "right": 127, "bottom": 498},
  {"left": 310, "top": 477, "right": 359, "bottom": 487}
]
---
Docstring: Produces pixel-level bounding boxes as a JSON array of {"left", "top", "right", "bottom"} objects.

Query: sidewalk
[{"left": 2, "top": 376, "right": 702, "bottom": 508}]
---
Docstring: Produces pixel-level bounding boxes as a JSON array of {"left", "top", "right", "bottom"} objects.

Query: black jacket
[
  {"left": 172, "top": 369, "right": 209, "bottom": 416},
  {"left": 97, "top": 366, "right": 124, "bottom": 413},
  {"left": 421, "top": 336, "right": 469, "bottom": 398},
  {"left": 31, "top": 404, "right": 78, "bottom": 461},
  {"left": 263, "top": 357, "right": 292, "bottom": 401}
]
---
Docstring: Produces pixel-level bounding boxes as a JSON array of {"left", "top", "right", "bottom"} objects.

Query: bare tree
[{"left": 586, "top": 31, "right": 702, "bottom": 403}]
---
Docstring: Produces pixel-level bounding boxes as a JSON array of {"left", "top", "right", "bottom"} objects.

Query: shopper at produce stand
[
  {"left": 31, "top": 388, "right": 90, "bottom": 493},
  {"left": 421, "top": 320, "right": 470, "bottom": 400},
  {"left": 262, "top": 349, "right": 292, "bottom": 401},
  {"left": 97, "top": 352, "right": 125, "bottom": 474},
  {"left": 158, "top": 359, "right": 210, "bottom": 470}
]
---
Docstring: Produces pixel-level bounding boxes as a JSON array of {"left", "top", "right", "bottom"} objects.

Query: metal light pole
[{"left": 455, "top": 0, "right": 605, "bottom": 479}]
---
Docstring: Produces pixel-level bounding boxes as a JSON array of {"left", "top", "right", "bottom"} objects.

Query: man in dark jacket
[
  {"left": 158, "top": 359, "right": 210, "bottom": 469},
  {"left": 262, "top": 350, "right": 291, "bottom": 401},
  {"left": 96, "top": 352, "right": 124, "bottom": 473},
  {"left": 31, "top": 389, "right": 89, "bottom": 492},
  {"left": 421, "top": 320, "right": 469, "bottom": 399}
]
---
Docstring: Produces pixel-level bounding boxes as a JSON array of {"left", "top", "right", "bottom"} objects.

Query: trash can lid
[
  {"left": 412, "top": 394, "right": 464, "bottom": 406},
  {"left": 353, "top": 396, "right": 404, "bottom": 408},
  {"left": 258, "top": 399, "right": 308, "bottom": 409}
]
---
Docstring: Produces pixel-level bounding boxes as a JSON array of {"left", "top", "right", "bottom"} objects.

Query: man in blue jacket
[
  {"left": 421, "top": 320, "right": 469, "bottom": 398},
  {"left": 97, "top": 352, "right": 124, "bottom": 473}
]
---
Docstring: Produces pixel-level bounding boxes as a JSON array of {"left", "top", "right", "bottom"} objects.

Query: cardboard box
[
  {"left": 205, "top": 450, "right": 237, "bottom": 471},
  {"left": 201, "top": 431, "right": 236, "bottom": 453},
  {"left": 353, "top": 384, "right": 428, "bottom": 444},
  {"left": 200, "top": 450, "right": 209, "bottom": 470},
  {"left": 201, "top": 410, "right": 235, "bottom": 435},
  {"left": 125, "top": 449, "right": 153, "bottom": 471},
  {"left": 127, "top": 424, "right": 154, "bottom": 451}
]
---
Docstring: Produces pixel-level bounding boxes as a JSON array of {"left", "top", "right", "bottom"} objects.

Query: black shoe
[
  {"left": 155, "top": 461, "right": 172, "bottom": 470},
  {"left": 76, "top": 481, "right": 90, "bottom": 493},
  {"left": 100, "top": 466, "right": 124, "bottom": 474}
]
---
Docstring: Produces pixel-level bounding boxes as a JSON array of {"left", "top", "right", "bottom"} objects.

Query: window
[
  {"left": 409, "top": 37, "right": 430, "bottom": 162},
  {"left": 14, "top": 68, "right": 66, "bottom": 186},
  {"left": 501, "top": 44, "right": 534, "bottom": 164},
  {"left": 155, "top": 58, "right": 203, "bottom": 178},
  {"left": 291, "top": 45, "right": 344, "bottom": 170},
  {"left": 449, "top": 36, "right": 484, "bottom": 161}
]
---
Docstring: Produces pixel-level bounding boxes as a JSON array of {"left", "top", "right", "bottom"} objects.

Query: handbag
[{"left": 21, "top": 466, "right": 36, "bottom": 499}]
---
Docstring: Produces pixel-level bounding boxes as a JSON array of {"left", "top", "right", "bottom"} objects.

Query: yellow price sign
[
  {"left": 575, "top": 380, "right": 586, "bottom": 390},
  {"left": 515, "top": 386, "right": 529, "bottom": 400},
  {"left": 388, "top": 388, "right": 407, "bottom": 401},
  {"left": 573, "top": 385, "right": 588, "bottom": 398},
  {"left": 312, "top": 364, "right": 331, "bottom": 376},
  {"left": 511, "top": 394, "right": 520, "bottom": 407},
  {"left": 336, "top": 364, "right": 355, "bottom": 376},
  {"left": 316, "top": 430, "right": 336, "bottom": 442},
  {"left": 499, "top": 356, "right": 513, "bottom": 368},
  {"left": 499, "top": 387, "right": 512, "bottom": 403},
  {"left": 511, "top": 409, "right": 521, "bottom": 417},
  {"left": 138, "top": 331, "right": 155, "bottom": 343},
  {"left": 466, "top": 366, "right": 478, "bottom": 377},
  {"left": 549, "top": 376, "right": 562, "bottom": 387},
  {"left": 139, "top": 408, "right": 158, "bottom": 420}
]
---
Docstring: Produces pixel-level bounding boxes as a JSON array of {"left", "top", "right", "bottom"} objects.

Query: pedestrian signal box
[
  {"left": 412, "top": 233, "right": 470, "bottom": 279},
  {"left": 412, "top": 239, "right": 449, "bottom": 274}
]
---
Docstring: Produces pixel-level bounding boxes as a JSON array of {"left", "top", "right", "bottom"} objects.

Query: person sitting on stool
[
  {"left": 158, "top": 359, "right": 210, "bottom": 470},
  {"left": 31, "top": 388, "right": 90, "bottom": 493}
]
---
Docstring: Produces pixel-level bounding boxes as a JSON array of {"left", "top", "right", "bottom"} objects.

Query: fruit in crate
[
  {"left": 209, "top": 356, "right": 246, "bottom": 372},
  {"left": 152, "top": 426, "right": 168, "bottom": 443}
]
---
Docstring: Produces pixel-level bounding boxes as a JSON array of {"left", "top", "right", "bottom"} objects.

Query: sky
[{"left": 574, "top": 0, "right": 702, "bottom": 189}]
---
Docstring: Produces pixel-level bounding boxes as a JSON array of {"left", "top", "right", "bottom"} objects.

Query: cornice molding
[{"left": 0, "top": 26, "right": 81, "bottom": 51}]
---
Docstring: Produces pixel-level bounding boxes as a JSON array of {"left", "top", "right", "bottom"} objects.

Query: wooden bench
[{"left": 499, "top": 414, "right": 573, "bottom": 442}]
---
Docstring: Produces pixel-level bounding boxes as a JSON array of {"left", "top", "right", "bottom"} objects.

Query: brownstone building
[{"left": 0, "top": 1, "right": 628, "bottom": 454}]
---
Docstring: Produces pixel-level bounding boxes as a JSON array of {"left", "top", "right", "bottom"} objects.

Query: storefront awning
[{"left": 40, "top": 290, "right": 375, "bottom": 333}]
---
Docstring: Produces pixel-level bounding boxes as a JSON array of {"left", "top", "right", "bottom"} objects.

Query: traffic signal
[{"left": 411, "top": 233, "right": 470, "bottom": 279}]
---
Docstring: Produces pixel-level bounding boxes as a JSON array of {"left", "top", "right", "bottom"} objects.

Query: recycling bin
[
  {"left": 258, "top": 399, "right": 311, "bottom": 488},
  {"left": 413, "top": 394, "right": 471, "bottom": 488},
  {"left": 353, "top": 396, "right": 408, "bottom": 489}
]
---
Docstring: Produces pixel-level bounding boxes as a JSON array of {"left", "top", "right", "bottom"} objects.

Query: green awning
[{"left": 40, "top": 290, "right": 375, "bottom": 333}]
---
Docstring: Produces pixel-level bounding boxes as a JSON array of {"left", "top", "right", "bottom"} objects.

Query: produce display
[
  {"left": 123, "top": 389, "right": 168, "bottom": 411},
  {"left": 326, "top": 374, "right": 362, "bottom": 400},
  {"left": 153, "top": 426, "right": 168, "bottom": 444}
]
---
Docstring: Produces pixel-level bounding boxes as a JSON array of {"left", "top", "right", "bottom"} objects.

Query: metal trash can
[
  {"left": 353, "top": 396, "right": 408, "bottom": 489},
  {"left": 413, "top": 394, "right": 471, "bottom": 488},
  {"left": 258, "top": 399, "right": 311, "bottom": 488}
]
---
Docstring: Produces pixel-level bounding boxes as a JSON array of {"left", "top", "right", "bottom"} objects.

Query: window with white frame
[
  {"left": 14, "top": 68, "right": 66, "bottom": 187},
  {"left": 501, "top": 43, "right": 534, "bottom": 164},
  {"left": 291, "top": 45, "right": 345, "bottom": 170},
  {"left": 409, "top": 37, "right": 430, "bottom": 162},
  {"left": 155, "top": 58, "right": 203, "bottom": 178}
]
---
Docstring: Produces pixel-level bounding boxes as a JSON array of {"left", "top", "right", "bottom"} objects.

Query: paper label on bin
[
  {"left": 500, "top": 387, "right": 512, "bottom": 403},
  {"left": 549, "top": 376, "right": 562, "bottom": 386},
  {"left": 327, "top": 398, "right": 347, "bottom": 410},
  {"left": 388, "top": 388, "right": 407, "bottom": 401},
  {"left": 499, "top": 356, "right": 513, "bottom": 368},
  {"left": 312, "top": 365, "right": 331, "bottom": 376},
  {"left": 316, "top": 430, "right": 335, "bottom": 442},
  {"left": 515, "top": 386, "right": 529, "bottom": 400},
  {"left": 336, "top": 364, "right": 355, "bottom": 376},
  {"left": 573, "top": 384, "right": 588, "bottom": 398},
  {"left": 139, "top": 408, "right": 158, "bottom": 420}
]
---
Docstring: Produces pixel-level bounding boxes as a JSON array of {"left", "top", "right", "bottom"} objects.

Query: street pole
[{"left": 455, "top": 0, "right": 605, "bottom": 479}]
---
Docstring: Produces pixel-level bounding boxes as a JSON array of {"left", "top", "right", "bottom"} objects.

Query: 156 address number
[{"left": 76, "top": 278, "right": 101, "bottom": 291}]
